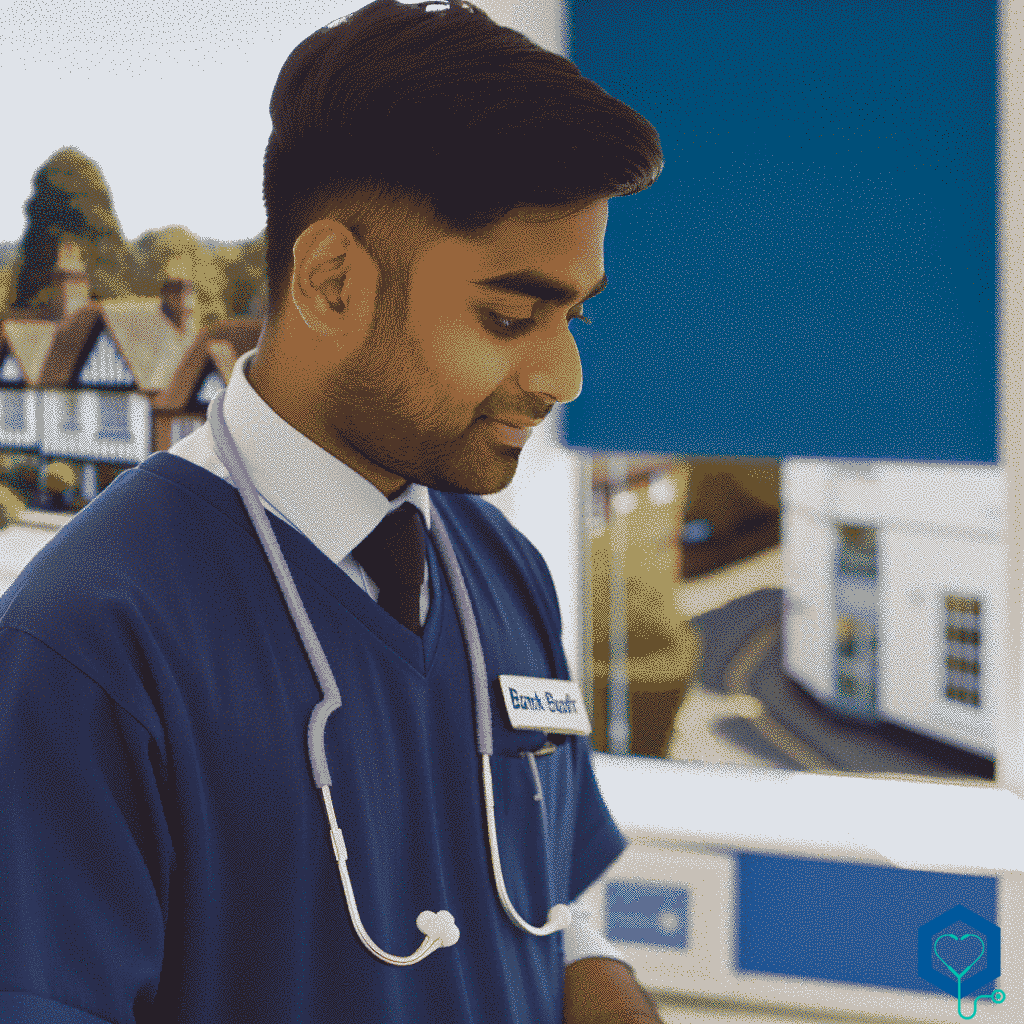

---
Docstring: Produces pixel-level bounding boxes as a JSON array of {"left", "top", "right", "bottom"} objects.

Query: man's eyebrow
[{"left": 470, "top": 270, "right": 609, "bottom": 305}]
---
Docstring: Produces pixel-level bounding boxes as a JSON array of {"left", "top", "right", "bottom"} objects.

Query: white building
[{"left": 781, "top": 458, "right": 1003, "bottom": 761}]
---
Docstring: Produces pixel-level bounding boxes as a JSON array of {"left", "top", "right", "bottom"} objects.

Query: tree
[
  {"left": 132, "top": 225, "right": 228, "bottom": 328},
  {"left": 12, "top": 147, "right": 138, "bottom": 311},
  {"left": 0, "top": 251, "right": 17, "bottom": 322},
  {"left": 6, "top": 146, "right": 268, "bottom": 328},
  {"left": 212, "top": 228, "right": 267, "bottom": 318}
]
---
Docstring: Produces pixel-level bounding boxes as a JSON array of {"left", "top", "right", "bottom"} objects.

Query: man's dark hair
[{"left": 263, "top": 0, "right": 664, "bottom": 324}]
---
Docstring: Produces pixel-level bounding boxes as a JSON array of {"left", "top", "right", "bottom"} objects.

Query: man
[{"left": 0, "top": 2, "right": 666, "bottom": 1020}]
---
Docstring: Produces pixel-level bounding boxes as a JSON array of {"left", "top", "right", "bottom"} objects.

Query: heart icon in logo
[{"left": 934, "top": 931, "right": 986, "bottom": 981}]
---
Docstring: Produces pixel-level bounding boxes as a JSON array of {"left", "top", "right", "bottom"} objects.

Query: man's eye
[
  {"left": 485, "top": 311, "right": 594, "bottom": 335},
  {"left": 487, "top": 312, "right": 534, "bottom": 334}
]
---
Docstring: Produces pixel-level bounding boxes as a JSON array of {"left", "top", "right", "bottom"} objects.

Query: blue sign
[
  {"left": 564, "top": 0, "right": 996, "bottom": 463},
  {"left": 605, "top": 880, "right": 688, "bottom": 950},
  {"left": 735, "top": 853, "right": 998, "bottom": 993}
]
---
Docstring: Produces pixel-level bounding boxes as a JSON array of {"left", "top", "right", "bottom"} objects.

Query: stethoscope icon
[{"left": 933, "top": 932, "right": 1007, "bottom": 1019}]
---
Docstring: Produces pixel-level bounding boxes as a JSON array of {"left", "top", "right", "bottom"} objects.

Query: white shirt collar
[{"left": 167, "top": 340, "right": 432, "bottom": 566}]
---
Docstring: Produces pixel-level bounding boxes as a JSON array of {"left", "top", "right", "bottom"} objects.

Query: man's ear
[{"left": 289, "top": 219, "right": 378, "bottom": 337}]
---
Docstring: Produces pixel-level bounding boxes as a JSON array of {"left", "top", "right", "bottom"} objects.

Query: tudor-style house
[{"left": 0, "top": 240, "right": 261, "bottom": 512}]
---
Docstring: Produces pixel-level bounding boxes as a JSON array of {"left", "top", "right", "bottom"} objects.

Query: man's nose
[{"left": 516, "top": 324, "right": 583, "bottom": 406}]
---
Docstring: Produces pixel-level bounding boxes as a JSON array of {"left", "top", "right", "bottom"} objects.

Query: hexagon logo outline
[{"left": 917, "top": 904, "right": 1001, "bottom": 999}]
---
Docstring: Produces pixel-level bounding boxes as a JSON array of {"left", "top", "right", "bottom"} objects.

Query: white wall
[
  {"left": 998, "top": 0, "right": 1024, "bottom": 803},
  {"left": 39, "top": 389, "right": 151, "bottom": 465},
  {"left": 472, "top": 0, "right": 567, "bottom": 55}
]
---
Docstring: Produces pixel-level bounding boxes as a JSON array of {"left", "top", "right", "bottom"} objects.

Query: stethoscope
[
  {"left": 931, "top": 932, "right": 1007, "bottom": 1019},
  {"left": 207, "top": 388, "right": 571, "bottom": 966}
]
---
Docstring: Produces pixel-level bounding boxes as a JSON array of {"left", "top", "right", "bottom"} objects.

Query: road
[{"left": 667, "top": 582, "right": 981, "bottom": 780}]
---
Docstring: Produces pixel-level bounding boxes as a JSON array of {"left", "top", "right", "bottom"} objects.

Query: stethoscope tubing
[{"left": 206, "top": 388, "right": 569, "bottom": 963}]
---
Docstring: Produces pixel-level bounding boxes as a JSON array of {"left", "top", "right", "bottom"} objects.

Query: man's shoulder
[{"left": 0, "top": 453, "right": 233, "bottom": 622}]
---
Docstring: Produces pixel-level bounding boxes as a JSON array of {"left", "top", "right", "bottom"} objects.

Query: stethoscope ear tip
[{"left": 417, "top": 909, "right": 461, "bottom": 947}]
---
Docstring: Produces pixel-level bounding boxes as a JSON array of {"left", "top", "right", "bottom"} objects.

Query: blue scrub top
[{"left": 0, "top": 452, "right": 627, "bottom": 1024}]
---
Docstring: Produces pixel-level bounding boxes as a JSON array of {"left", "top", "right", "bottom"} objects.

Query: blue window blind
[{"left": 564, "top": 0, "right": 996, "bottom": 463}]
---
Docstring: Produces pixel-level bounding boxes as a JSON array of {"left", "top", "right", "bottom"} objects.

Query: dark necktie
[{"left": 351, "top": 503, "right": 426, "bottom": 636}]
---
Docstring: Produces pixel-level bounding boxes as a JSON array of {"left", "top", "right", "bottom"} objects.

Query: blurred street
[{"left": 666, "top": 549, "right": 986, "bottom": 780}]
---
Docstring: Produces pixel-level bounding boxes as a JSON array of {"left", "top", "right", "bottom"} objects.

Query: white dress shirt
[{"left": 167, "top": 342, "right": 626, "bottom": 967}]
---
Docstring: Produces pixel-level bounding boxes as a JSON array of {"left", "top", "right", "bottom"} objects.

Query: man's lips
[{"left": 479, "top": 415, "right": 539, "bottom": 447}]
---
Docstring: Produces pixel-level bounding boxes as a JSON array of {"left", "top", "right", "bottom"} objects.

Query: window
[
  {"left": 96, "top": 391, "right": 132, "bottom": 443},
  {"left": 944, "top": 594, "right": 981, "bottom": 708},
  {"left": 833, "top": 523, "right": 878, "bottom": 714},
  {"left": 1, "top": 389, "right": 25, "bottom": 432},
  {"left": 61, "top": 391, "right": 80, "bottom": 432}
]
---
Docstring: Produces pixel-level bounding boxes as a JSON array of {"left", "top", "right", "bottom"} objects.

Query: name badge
[{"left": 497, "top": 675, "right": 592, "bottom": 736}]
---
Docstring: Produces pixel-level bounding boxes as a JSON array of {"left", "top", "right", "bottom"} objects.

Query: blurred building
[
  {"left": 680, "top": 463, "right": 780, "bottom": 579},
  {"left": 0, "top": 240, "right": 261, "bottom": 512},
  {"left": 782, "top": 458, "right": 1002, "bottom": 765},
  {"left": 588, "top": 458, "right": 781, "bottom": 757}
]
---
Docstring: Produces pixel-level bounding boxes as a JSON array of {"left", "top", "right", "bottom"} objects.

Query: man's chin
[{"left": 432, "top": 454, "right": 521, "bottom": 496}]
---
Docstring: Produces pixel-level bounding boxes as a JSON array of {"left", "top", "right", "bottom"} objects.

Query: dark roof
[
  {"left": 1, "top": 314, "right": 67, "bottom": 386},
  {"left": 151, "top": 318, "right": 262, "bottom": 412},
  {"left": 38, "top": 298, "right": 192, "bottom": 393}
]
